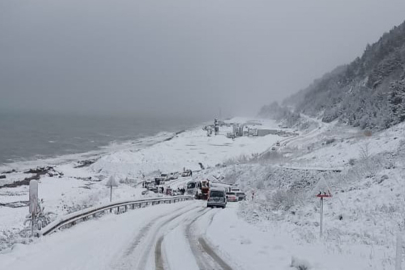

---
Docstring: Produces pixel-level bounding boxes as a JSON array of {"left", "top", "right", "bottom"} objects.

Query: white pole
[
  {"left": 320, "top": 197, "right": 323, "bottom": 238},
  {"left": 396, "top": 232, "right": 402, "bottom": 270},
  {"left": 31, "top": 214, "right": 35, "bottom": 237}
]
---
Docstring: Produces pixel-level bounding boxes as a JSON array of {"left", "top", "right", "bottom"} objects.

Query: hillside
[
  {"left": 260, "top": 20, "right": 405, "bottom": 130},
  {"left": 203, "top": 117, "right": 405, "bottom": 269}
]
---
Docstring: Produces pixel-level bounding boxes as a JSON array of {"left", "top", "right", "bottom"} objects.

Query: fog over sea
[{"left": 0, "top": 111, "right": 206, "bottom": 165}]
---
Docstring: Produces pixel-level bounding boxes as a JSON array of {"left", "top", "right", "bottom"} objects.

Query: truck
[{"left": 186, "top": 179, "right": 210, "bottom": 200}]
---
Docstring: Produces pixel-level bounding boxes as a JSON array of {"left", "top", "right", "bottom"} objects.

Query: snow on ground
[
  {"left": 205, "top": 203, "right": 369, "bottom": 270},
  {"left": 282, "top": 120, "right": 404, "bottom": 169},
  {"left": 0, "top": 117, "right": 285, "bottom": 250},
  {"left": 2, "top": 115, "right": 405, "bottom": 269},
  {"left": 0, "top": 201, "right": 195, "bottom": 270},
  {"left": 91, "top": 119, "right": 282, "bottom": 178},
  {"left": 201, "top": 118, "right": 405, "bottom": 269}
]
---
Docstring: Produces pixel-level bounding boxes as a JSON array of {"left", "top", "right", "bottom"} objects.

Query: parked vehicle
[
  {"left": 236, "top": 192, "right": 246, "bottom": 201},
  {"left": 231, "top": 188, "right": 241, "bottom": 193},
  {"left": 226, "top": 192, "right": 238, "bottom": 202},
  {"left": 148, "top": 186, "right": 158, "bottom": 193},
  {"left": 181, "top": 169, "right": 192, "bottom": 177},
  {"left": 207, "top": 188, "right": 227, "bottom": 208},
  {"left": 166, "top": 187, "right": 173, "bottom": 196},
  {"left": 162, "top": 172, "right": 179, "bottom": 181},
  {"left": 186, "top": 180, "right": 198, "bottom": 196},
  {"left": 200, "top": 180, "right": 210, "bottom": 200},
  {"left": 154, "top": 177, "right": 165, "bottom": 186},
  {"left": 187, "top": 179, "right": 210, "bottom": 200}
]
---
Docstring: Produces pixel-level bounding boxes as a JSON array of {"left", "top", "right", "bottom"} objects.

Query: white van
[{"left": 207, "top": 188, "right": 227, "bottom": 208}]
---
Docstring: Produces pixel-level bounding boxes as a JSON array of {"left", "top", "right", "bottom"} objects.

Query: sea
[{"left": 0, "top": 111, "right": 205, "bottom": 166}]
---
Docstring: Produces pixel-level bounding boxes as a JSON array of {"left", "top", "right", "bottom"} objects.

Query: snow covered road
[
  {"left": 1, "top": 197, "right": 369, "bottom": 270},
  {"left": 0, "top": 200, "right": 242, "bottom": 270}
]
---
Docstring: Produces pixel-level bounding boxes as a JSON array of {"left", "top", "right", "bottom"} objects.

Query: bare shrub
[
  {"left": 291, "top": 256, "right": 311, "bottom": 270},
  {"left": 364, "top": 130, "right": 372, "bottom": 137},
  {"left": 119, "top": 177, "right": 136, "bottom": 185},
  {"left": 258, "top": 150, "right": 284, "bottom": 162},
  {"left": 223, "top": 168, "right": 242, "bottom": 185},
  {"left": 223, "top": 154, "right": 251, "bottom": 166},
  {"left": 339, "top": 154, "right": 387, "bottom": 184},
  {"left": 255, "top": 179, "right": 265, "bottom": 189},
  {"left": 271, "top": 190, "right": 297, "bottom": 211},
  {"left": 359, "top": 143, "right": 370, "bottom": 161}
]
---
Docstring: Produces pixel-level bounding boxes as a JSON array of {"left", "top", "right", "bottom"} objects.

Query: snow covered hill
[
  {"left": 202, "top": 117, "right": 405, "bottom": 269},
  {"left": 1, "top": 116, "right": 405, "bottom": 269}
]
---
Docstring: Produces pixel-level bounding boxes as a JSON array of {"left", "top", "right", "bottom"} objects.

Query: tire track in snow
[
  {"left": 154, "top": 236, "right": 165, "bottom": 270},
  {"left": 154, "top": 208, "right": 209, "bottom": 270},
  {"left": 111, "top": 202, "right": 198, "bottom": 270},
  {"left": 185, "top": 208, "right": 234, "bottom": 270},
  {"left": 198, "top": 237, "right": 232, "bottom": 270},
  {"left": 135, "top": 205, "right": 204, "bottom": 270},
  {"left": 124, "top": 203, "right": 192, "bottom": 257}
]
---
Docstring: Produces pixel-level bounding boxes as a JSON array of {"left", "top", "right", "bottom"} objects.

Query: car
[
  {"left": 236, "top": 192, "right": 246, "bottom": 201},
  {"left": 207, "top": 188, "right": 227, "bottom": 208},
  {"left": 231, "top": 188, "right": 241, "bottom": 193},
  {"left": 226, "top": 192, "right": 238, "bottom": 202},
  {"left": 147, "top": 186, "right": 158, "bottom": 193}
]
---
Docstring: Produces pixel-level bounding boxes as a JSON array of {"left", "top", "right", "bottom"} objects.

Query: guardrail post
[{"left": 396, "top": 232, "right": 402, "bottom": 270}]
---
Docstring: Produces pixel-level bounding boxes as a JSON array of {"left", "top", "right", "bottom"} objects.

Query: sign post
[
  {"left": 396, "top": 231, "right": 402, "bottom": 270},
  {"left": 106, "top": 176, "right": 118, "bottom": 202},
  {"left": 29, "top": 180, "right": 39, "bottom": 237},
  {"left": 316, "top": 191, "right": 332, "bottom": 238}
]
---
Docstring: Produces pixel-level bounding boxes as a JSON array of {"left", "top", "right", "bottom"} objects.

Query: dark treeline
[{"left": 260, "top": 20, "right": 405, "bottom": 130}]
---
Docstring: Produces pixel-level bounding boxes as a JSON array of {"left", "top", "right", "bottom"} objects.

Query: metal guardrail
[{"left": 41, "top": 195, "right": 194, "bottom": 236}]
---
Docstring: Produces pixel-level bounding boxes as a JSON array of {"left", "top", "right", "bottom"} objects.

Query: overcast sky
[{"left": 1, "top": 0, "right": 405, "bottom": 118}]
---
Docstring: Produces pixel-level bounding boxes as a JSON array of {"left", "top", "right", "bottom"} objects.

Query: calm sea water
[{"left": 0, "top": 112, "right": 204, "bottom": 165}]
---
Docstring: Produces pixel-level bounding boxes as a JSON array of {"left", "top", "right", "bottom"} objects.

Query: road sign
[
  {"left": 106, "top": 176, "right": 118, "bottom": 187},
  {"left": 106, "top": 176, "right": 118, "bottom": 202}
]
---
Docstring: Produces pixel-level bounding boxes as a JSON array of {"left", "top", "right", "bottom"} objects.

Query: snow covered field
[
  {"left": 0, "top": 118, "right": 282, "bottom": 250},
  {"left": 1, "top": 116, "right": 404, "bottom": 269}
]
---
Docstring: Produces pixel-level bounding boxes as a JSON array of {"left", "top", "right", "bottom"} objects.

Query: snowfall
[{"left": 1, "top": 116, "right": 405, "bottom": 270}]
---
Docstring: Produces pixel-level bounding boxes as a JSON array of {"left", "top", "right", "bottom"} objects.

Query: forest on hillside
[{"left": 259, "top": 20, "right": 405, "bottom": 130}]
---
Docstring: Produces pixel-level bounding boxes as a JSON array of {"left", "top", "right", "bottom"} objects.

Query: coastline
[{"left": 0, "top": 117, "right": 285, "bottom": 252}]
